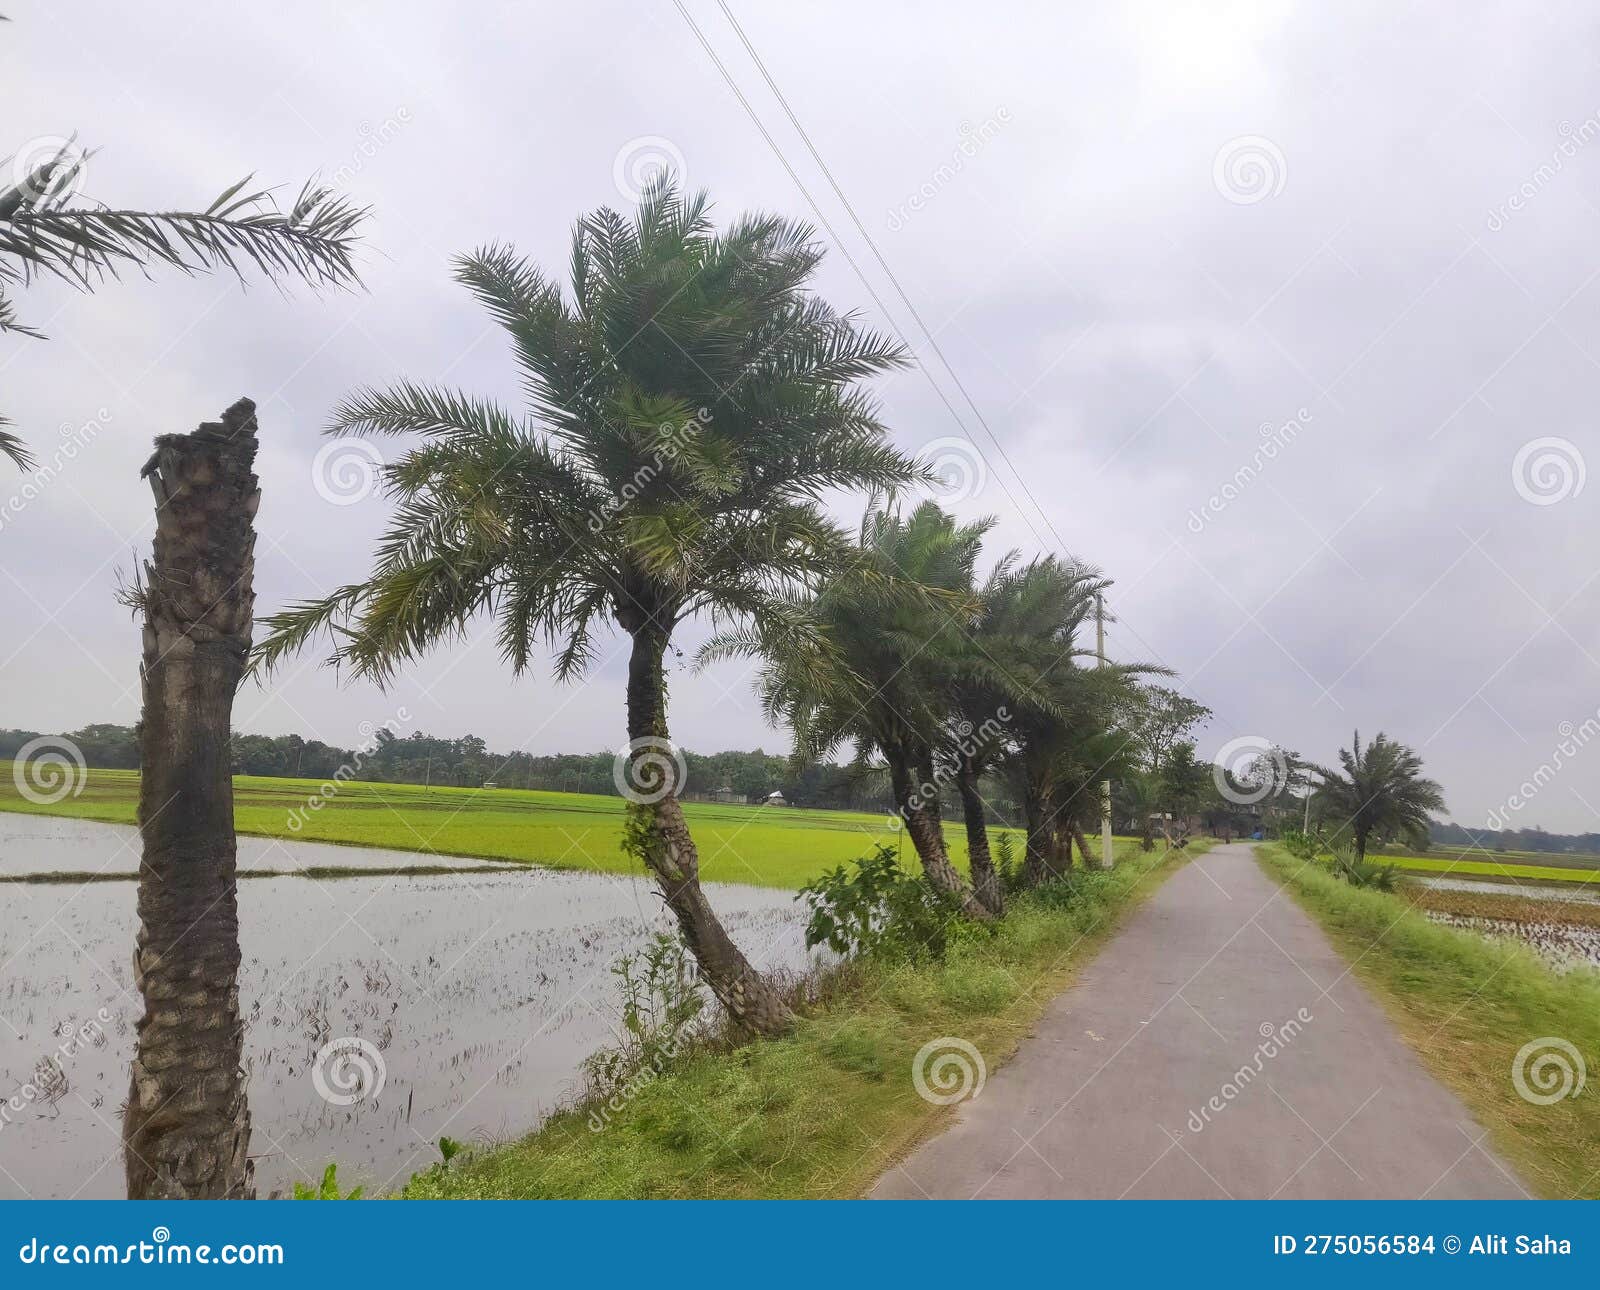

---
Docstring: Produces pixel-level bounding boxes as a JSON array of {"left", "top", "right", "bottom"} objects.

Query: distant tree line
[
  {"left": 1430, "top": 818, "right": 1600, "bottom": 856},
  {"left": 0, "top": 722, "right": 993, "bottom": 813}
]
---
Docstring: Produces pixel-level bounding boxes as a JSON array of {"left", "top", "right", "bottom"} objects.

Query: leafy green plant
[
  {"left": 994, "top": 831, "right": 1021, "bottom": 893},
  {"left": 292, "top": 1163, "right": 362, "bottom": 1200},
  {"left": 1327, "top": 839, "right": 1399, "bottom": 890},
  {"left": 581, "top": 932, "right": 706, "bottom": 1100},
  {"left": 797, "top": 843, "right": 965, "bottom": 962},
  {"left": 1281, "top": 828, "right": 1322, "bottom": 861}
]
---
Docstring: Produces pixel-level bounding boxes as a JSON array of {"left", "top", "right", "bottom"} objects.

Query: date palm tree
[
  {"left": 939, "top": 554, "right": 1078, "bottom": 911},
  {"left": 258, "top": 176, "right": 916, "bottom": 1036},
  {"left": 123, "top": 399, "right": 262, "bottom": 1199},
  {"left": 1, "top": 137, "right": 365, "bottom": 468},
  {"left": 1310, "top": 731, "right": 1445, "bottom": 863},
  {"left": 994, "top": 561, "right": 1156, "bottom": 884},
  {"left": 752, "top": 501, "right": 995, "bottom": 920}
]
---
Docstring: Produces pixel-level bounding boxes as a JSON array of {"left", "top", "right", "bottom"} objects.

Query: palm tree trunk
[
  {"left": 1021, "top": 780, "right": 1062, "bottom": 886},
  {"left": 624, "top": 626, "right": 793, "bottom": 1037},
  {"left": 124, "top": 399, "right": 258, "bottom": 1200},
  {"left": 955, "top": 756, "right": 1003, "bottom": 915},
  {"left": 889, "top": 755, "right": 993, "bottom": 920},
  {"left": 1071, "top": 822, "right": 1095, "bottom": 869}
]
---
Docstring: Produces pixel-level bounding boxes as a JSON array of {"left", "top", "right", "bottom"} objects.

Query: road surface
[{"left": 872, "top": 843, "right": 1526, "bottom": 1199}]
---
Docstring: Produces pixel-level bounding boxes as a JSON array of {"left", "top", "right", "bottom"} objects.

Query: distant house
[
  {"left": 764, "top": 790, "right": 788, "bottom": 806},
  {"left": 707, "top": 784, "right": 743, "bottom": 804}
]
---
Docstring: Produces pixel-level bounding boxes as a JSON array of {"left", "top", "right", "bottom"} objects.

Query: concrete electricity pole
[{"left": 1097, "top": 593, "right": 1114, "bottom": 869}]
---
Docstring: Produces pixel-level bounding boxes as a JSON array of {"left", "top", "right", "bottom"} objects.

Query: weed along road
[{"left": 873, "top": 844, "right": 1527, "bottom": 1200}]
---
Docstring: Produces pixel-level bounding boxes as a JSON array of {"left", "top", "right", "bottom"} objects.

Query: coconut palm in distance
[
  {"left": 1310, "top": 730, "right": 1445, "bottom": 863},
  {"left": 257, "top": 176, "right": 916, "bottom": 1036},
  {"left": 0, "top": 138, "right": 365, "bottom": 469}
]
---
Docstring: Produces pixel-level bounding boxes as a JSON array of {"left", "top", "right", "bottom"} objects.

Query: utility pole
[{"left": 1097, "top": 592, "right": 1114, "bottom": 870}]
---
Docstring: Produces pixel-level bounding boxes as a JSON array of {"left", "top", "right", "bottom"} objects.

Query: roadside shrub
[
  {"left": 797, "top": 843, "right": 966, "bottom": 962},
  {"left": 1326, "top": 841, "right": 1399, "bottom": 890},
  {"left": 581, "top": 932, "right": 706, "bottom": 1101},
  {"left": 1280, "top": 828, "right": 1321, "bottom": 861}
]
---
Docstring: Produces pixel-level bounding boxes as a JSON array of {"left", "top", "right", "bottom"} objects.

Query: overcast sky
[{"left": 5, "top": 1, "right": 1599, "bottom": 833}]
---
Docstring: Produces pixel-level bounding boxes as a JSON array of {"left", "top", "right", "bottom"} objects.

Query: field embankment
[
  {"left": 1257, "top": 844, "right": 1600, "bottom": 1199},
  {"left": 401, "top": 838, "right": 1202, "bottom": 1199}
]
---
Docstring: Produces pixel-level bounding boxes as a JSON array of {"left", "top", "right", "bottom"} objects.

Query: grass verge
[
  {"left": 1257, "top": 844, "right": 1600, "bottom": 1199},
  {"left": 400, "top": 839, "right": 1205, "bottom": 1199}
]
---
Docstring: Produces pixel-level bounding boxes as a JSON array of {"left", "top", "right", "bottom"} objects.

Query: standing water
[{"left": 0, "top": 814, "right": 820, "bottom": 1198}]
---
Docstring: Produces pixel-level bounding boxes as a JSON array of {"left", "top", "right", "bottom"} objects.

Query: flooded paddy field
[
  {"left": 1407, "top": 874, "right": 1600, "bottom": 972},
  {"left": 0, "top": 813, "right": 514, "bottom": 879},
  {"left": 0, "top": 816, "right": 820, "bottom": 1198}
]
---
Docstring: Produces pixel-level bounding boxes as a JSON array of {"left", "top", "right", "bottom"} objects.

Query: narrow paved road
[{"left": 873, "top": 844, "right": 1527, "bottom": 1199}]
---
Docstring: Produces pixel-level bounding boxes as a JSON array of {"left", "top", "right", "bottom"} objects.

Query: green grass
[
  {"left": 400, "top": 837, "right": 1201, "bottom": 1199},
  {"left": 1257, "top": 843, "right": 1600, "bottom": 1199},
  {"left": 0, "top": 762, "right": 1115, "bottom": 891},
  {"left": 1372, "top": 852, "right": 1600, "bottom": 887}
]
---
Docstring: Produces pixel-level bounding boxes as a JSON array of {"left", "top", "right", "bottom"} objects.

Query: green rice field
[{"left": 0, "top": 764, "right": 1048, "bottom": 890}]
